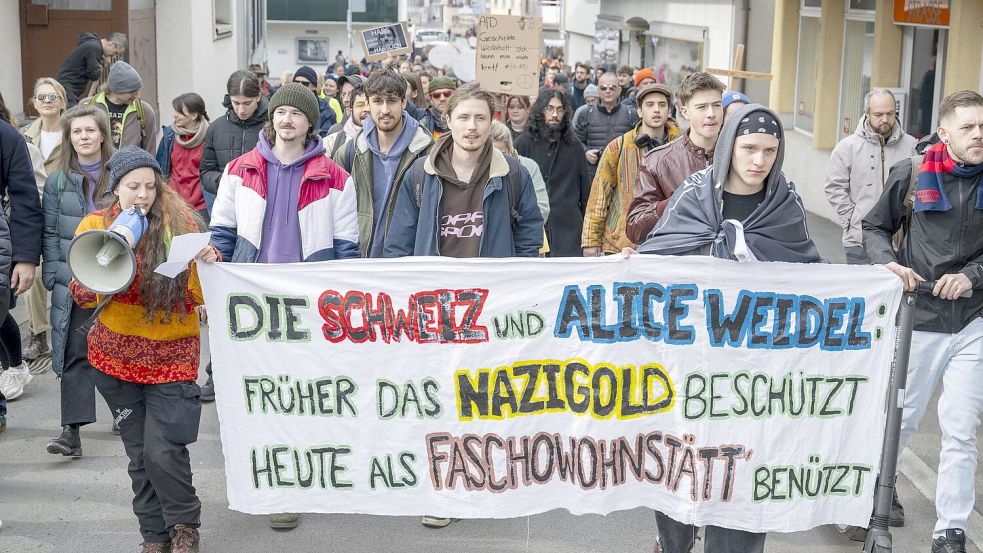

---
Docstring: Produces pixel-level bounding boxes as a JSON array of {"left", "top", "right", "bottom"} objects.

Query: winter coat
[
  {"left": 332, "top": 123, "right": 433, "bottom": 257},
  {"left": 863, "top": 159, "right": 983, "bottom": 334},
  {"left": 80, "top": 92, "right": 158, "bottom": 154},
  {"left": 575, "top": 102, "right": 639, "bottom": 154},
  {"left": 0, "top": 121, "right": 43, "bottom": 278},
  {"left": 41, "top": 169, "right": 112, "bottom": 375},
  {"left": 199, "top": 95, "right": 269, "bottom": 201},
  {"left": 825, "top": 117, "right": 916, "bottom": 247},
  {"left": 627, "top": 130, "right": 714, "bottom": 244},
  {"left": 583, "top": 121, "right": 682, "bottom": 254},
  {"left": 209, "top": 145, "right": 359, "bottom": 263},
  {"left": 56, "top": 32, "right": 104, "bottom": 105},
  {"left": 21, "top": 118, "right": 63, "bottom": 177},
  {"left": 383, "top": 148, "right": 544, "bottom": 258},
  {"left": 515, "top": 133, "right": 590, "bottom": 257},
  {"left": 316, "top": 97, "right": 337, "bottom": 137}
]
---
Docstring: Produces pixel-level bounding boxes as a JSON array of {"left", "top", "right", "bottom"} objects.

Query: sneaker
[
  {"left": 0, "top": 414, "right": 6, "bottom": 433},
  {"left": 421, "top": 516, "right": 456, "bottom": 528},
  {"left": 932, "top": 529, "right": 967, "bottom": 553},
  {"left": 112, "top": 419, "right": 121, "bottom": 435},
  {"left": 840, "top": 525, "right": 868, "bottom": 542},
  {"left": 46, "top": 425, "right": 82, "bottom": 457},
  {"left": 200, "top": 369, "right": 215, "bottom": 403},
  {"left": 891, "top": 488, "right": 905, "bottom": 527},
  {"left": 139, "top": 540, "right": 172, "bottom": 553},
  {"left": 269, "top": 513, "right": 299, "bottom": 529},
  {"left": 22, "top": 332, "right": 49, "bottom": 361},
  {"left": 0, "top": 369, "right": 32, "bottom": 400},
  {"left": 170, "top": 524, "right": 199, "bottom": 553}
]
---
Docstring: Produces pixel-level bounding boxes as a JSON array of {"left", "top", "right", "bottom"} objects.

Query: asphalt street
[{"left": 1, "top": 212, "right": 981, "bottom": 552}]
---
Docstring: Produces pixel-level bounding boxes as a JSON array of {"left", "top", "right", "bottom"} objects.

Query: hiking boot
[
  {"left": 0, "top": 369, "right": 32, "bottom": 400},
  {"left": 139, "top": 540, "right": 171, "bottom": 553},
  {"left": 46, "top": 425, "right": 82, "bottom": 457},
  {"left": 421, "top": 516, "right": 458, "bottom": 528},
  {"left": 23, "top": 332, "right": 49, "bottom": 361},
  {"left": 170, "top": 524, "right": 199, "bottom": 553},
  {"left": 269, "top": 513, "right": 299, "bottom": 529},
  {"left": 200, "top": 368, "right": 215, "bottom": 403},
  {"left": 891, "top": 488, "right": 905, "bottom": 527},
  {"left": 932, "top": 529, "right": 967, "bottom": 553}
]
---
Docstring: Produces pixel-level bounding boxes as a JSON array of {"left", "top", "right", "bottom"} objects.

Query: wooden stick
[
  {"left": 733, "top": 44, "right": 745, "bottom": 71},
  {"left": 705, "top": 68, "right": 774, "bottom": 80}
]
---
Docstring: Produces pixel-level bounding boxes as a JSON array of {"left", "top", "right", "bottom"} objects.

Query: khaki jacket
[
  {"left": 81, "top": 92, "right": 158, "bottom": 153},
  {"left": 824, "top": 117, "right": 916, "bottom": 247},
  {"left": 21, "top": 118, "right": 63, "bottom": 178}
]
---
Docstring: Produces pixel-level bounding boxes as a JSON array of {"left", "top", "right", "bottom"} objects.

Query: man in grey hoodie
[{"left": 334, "top": 70, "right": 433, "bottom": 257}]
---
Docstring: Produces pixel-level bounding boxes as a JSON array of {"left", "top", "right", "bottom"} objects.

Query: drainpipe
[{"left": 735, "top": 0, "right": 750, "bottom": 93}]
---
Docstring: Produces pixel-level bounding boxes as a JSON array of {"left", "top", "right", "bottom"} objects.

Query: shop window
[
  {"left": 838, "top": 20, "right": 874, "bottom": 140},
  {"left": 794, "top": 15, "right": 820, "bottom": 133}
]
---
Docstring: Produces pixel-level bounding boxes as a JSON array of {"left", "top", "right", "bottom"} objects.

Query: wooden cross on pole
[{"left": 706, "top": 44, "right": 773, "bottom": 82}]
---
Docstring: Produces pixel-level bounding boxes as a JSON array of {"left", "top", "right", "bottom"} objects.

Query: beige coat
[
  {"left": 21, "top": 118, "right": 63, "bottom": 178},
  {"left": 824, "top": 117, "right": 916, "bottom": 247}
]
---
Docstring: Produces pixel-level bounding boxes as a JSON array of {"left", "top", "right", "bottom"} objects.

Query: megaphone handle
[{"left": 76, "top": 294, "right": 116, "bottom": 335}]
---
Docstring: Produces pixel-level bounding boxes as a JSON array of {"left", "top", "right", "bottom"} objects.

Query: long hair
[
  {"left": 103, "top": 173, "right": 203, "bottom": 322},
  {"left": 525, "top": 89, "right": 576, "bottom": 144},
  {"left": 0, "top": 92, "right": 11, "bottom": 125},
  {"left": 504, "top": 95, "right": 530, "bottom": 125},
  {"left": 401, "top": 71, "right": 428, "bottom": 109},
  {"left": 60, "top": 105, "right": 114, "bottom": 205}
]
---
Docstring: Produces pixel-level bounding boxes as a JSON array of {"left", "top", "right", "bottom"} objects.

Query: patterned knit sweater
[{"left": 70, "top": 210, "right": 205, "bottom": 384}]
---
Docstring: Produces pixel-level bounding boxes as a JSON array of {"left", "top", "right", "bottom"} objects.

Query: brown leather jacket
[{"left": 626, "top": 130, "right": 714, "bottom": 243}]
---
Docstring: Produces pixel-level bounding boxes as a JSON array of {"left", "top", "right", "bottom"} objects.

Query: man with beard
[
  {"left": 825, "top": 89, "right": 916, "bottom": 265},
  {"left": 384, "top": 81, "right": 542, "bottom": 263},
  {"left": 421, "top": 76, "right": 457, "bottom": 139},
  {"left": 210, "top": 84, "right": 359, "bottom": 531},
  {"left": 864, "top": 90, "right": 983, "bottom": 553},
  {"left": 325, "top": 85, "right": 370, "bottom": 158},
  {"left": 576, "top": 72, "right": 638, "bottom": 181},
  {"left": 333, "top": 70, "right": 433, "bottom": 257},
  {"left": 582, "top": 83, "right": 681, "bottom": 256},
  {"left": 515, "top": 90, "right": 590, "bottom": 257},
  {"left": 627, "top": 72, "right": 724, "bottom": 243},
  {"left": 570, "top": 62, "right": 593, "bottom": 109}
]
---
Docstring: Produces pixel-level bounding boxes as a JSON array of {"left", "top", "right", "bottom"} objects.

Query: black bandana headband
[{"left": 736, "top": 110, "right": 781, "bottom": 138}]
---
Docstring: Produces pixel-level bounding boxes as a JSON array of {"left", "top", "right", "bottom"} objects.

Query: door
[
  {"left": 19, "top": 0, "right": 128, "bottom": 113},
  {"left": 901, "top": 26, "right": 947, "bottom": 139}
]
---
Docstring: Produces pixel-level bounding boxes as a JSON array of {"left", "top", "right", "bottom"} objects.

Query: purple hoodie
[{"left": 256, "top": 133, "right": 326, "bottom": 263}]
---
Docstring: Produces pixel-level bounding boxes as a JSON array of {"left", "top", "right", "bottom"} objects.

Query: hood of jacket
[
  {"left": 363, "top": 113, "right": 421, "bottom": 160},
  {"left": 710, "top": 103, "right": 786, "bottom": 203},
  {"left": 77, "top": 32, "right": 100, "bottom": 46},
  {"left": 256, "top": 132, "right": 325, "bottom": 168},
  {"left": 222, "top": 95, "right": 270, "bottom": 127},
  {"left": 854, "top": 115, "right": 908, "bottom": 146}
]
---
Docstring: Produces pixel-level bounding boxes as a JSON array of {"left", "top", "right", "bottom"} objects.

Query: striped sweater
[{"left": 70, "top": 211, "right": 204, "bottom": 384}]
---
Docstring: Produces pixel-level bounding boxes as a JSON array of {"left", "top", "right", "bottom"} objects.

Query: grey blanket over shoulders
[{"left": 638, "top": 104, "right": 823, "bottom": 263}]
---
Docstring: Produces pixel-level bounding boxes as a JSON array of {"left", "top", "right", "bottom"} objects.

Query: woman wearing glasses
[{"left": 19, "top": 78, "right": 67, "bottom": 362}]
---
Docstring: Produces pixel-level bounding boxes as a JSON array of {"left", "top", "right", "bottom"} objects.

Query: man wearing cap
[
  {"left": 328, "top": 74, "right": 367, "bottom": 135},
  {"left": 210, "top": 82, "right": 359, "bottom": 530},
  {"left": 583, "top": 83, "right": 681, "bottom": 257},
  {"left": 292, "top": 65, "right": 336, "bottom": 137},
  {"left": 421, "top": 76, "right": 457, "bottom": 139},
  {"left": 551, "top": 72, "right": 570, "bottom": 93},
  {"left": 248, "top": 63, "right": 272, "bottom": 97},
  {"left": 722, "top": 90, "right": 751, "bottom": 119},
  {"left": 81, "top": 60, "right": 157, "bottom": 153}
]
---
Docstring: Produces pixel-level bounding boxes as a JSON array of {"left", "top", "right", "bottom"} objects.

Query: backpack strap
[
  {"left": 344, "top": 138, "right": 356, "bottom": 174},
  {"left": 502, "top": 154, "right": 522, "bottom": 229},
  {"left": 134, "top": 100, "right": 147, "bottom": 139},
  {"left": 330, "top": 132, "right": 346, "bottom": 158},
  {"left": 411, "top": 157, "right": 428, "bottom": 209},
  {"left": 904, "top": 154, "right": 924, "bottom": 219}
]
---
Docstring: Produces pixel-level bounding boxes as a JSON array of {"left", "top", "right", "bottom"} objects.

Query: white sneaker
[
  {"left": 0, "top": 369, "right": 33, "bottom": 400},
  {"left": 421, "top": 516, "right": 455, "bottom": 528}
]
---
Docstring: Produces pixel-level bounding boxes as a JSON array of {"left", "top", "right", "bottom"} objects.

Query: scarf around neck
[
  {"left": 915, "top": 140, "right": 983, "bottom": 212},
  {"left": 174, "top": 119, "right": 209, "bottom": 149}
]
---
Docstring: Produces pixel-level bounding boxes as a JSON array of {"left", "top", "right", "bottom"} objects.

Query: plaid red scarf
[{"left": 915, "top": 140, "right": 983, "bottom": 212}]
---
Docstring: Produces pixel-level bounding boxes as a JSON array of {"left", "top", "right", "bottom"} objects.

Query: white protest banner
[
  {"left": 360, "top": 22, "right": 412, "bottom": 62},
  {"left": 199, "top": 256, "right": 902, "bottom": 533},
  {"left": 475, "top": 14, "right": 542, "bottom": 95}
]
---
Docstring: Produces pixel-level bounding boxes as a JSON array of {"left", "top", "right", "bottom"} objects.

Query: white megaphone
[{"left": 68, "top": 206, "right": 148, "bottom": 295}]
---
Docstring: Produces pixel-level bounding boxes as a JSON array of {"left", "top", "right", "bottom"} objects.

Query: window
[
  {"left": 838, "top": 20, "right": 874, "bottom": 140},
  {"left": 794, "top": 14, "right": 820, "bottom": 133},
  {"left": 267, "top": 0, "right": 397, "bottom": 23},
  {"left": 213, "top": 0, "right": 233, "bottom": 40}
]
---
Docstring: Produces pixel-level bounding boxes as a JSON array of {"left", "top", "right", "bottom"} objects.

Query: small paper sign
[{"left": 360, "top": 22, "right": 412, "bottom": 62}]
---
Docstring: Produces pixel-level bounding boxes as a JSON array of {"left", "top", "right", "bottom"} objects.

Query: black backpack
[{"left": 408, "top": 154, "right": 524, "bottom": 229}]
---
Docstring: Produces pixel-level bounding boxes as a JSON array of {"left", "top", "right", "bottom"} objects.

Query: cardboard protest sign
[
  {"left": 199, "top": 256, "right": 902, "bottom": 532},
  {"left": 360, "top": 22, "right": 412, "bottom": 62},
  {"left": 475, "top": 14, "right": 542, "bottom": 96}
]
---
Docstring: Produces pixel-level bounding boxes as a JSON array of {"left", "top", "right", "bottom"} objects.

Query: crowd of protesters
[{"left": 0, "top": 29, "right": 981, "bottom": 553}]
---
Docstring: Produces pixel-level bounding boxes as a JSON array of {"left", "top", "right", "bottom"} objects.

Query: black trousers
[
  {"left": 0, "top": 288, "right": 9, "bottom": 417},
  {"left": 656, "top": 511, "right": 766, "bottom": 553},
  {"left": 93, "top": 370, "right": 202, "bottom": 542},
  {"left": 61, "top": 305, "right": 99, "bottom": 426}
]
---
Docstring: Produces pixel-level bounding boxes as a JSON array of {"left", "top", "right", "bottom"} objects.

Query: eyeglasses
[
  {"left": 544, "top": 105, "right": 565, "bottom": 115},
  {"left": 598, "top": 85, "right": 618, "bottom": 92},
  {"left": 35, "top": 93, "right": 60, "bottom": 103},
  {"left": 353, "top": 101, "right": 367, "bottom": 109},
  {"left": 293, "top": 79, "right": 314, "bottom": 87},
  {"left": 430, "top": 90, "right": 454, "bottom": 99}
]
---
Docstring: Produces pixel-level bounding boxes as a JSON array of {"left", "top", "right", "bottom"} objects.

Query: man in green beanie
[{"left": 420, "top": 75, "right": 457, "bottom": 139}]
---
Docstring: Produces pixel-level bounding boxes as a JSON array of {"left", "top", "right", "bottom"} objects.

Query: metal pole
[
  {"left": 347, "top": 0, "right": 353, "bottom": 63},
  {"left": 863, "top": 291, "right": 917, "bottom": 553}
]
